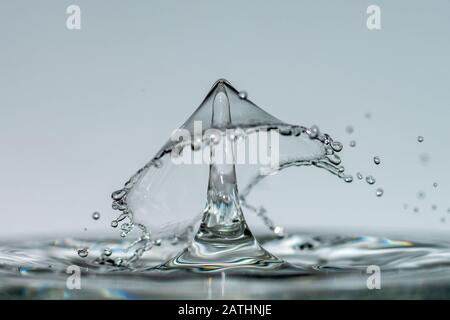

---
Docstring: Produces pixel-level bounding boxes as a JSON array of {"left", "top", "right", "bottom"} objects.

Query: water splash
[
  {"left": 1, "top": 80, "right": 450, "bottom": 298},
  {"left": 106, "top": 79, "right": 355, "bottom": 270}
]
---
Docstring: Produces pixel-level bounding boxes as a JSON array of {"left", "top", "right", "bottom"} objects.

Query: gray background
[{"left": 1, "top": 0, "right": 449, "bottom": 238}]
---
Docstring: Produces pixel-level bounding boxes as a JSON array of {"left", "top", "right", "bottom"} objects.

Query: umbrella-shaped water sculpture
[{"left": 110, "top": 79, "right": 349, "bottom": 272}]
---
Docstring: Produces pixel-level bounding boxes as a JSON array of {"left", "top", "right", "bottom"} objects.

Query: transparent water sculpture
[{"left": 111, "top": 79, "right": 347, "bottom": 271}]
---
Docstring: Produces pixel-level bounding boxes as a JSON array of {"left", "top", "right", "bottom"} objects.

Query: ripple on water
[{"left": 1, "top": 232, "right": 450, "bottom": 299}]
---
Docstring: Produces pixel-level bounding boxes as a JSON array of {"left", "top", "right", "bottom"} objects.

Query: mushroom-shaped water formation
[{"left": 110, "top": 79, "right": 349, "bottom": 271}]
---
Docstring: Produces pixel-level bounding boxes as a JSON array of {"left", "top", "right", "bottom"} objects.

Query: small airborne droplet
[
  {"left": 417, "top": 136, "right": 424, "bottom": 143},
  {"left": 365, "top": 175, "right": 376, "bottom": 185},
  {"left": 77, "top": 248, "right": 89, "bottom": 258},
  {"left": 349, "top": 140, "right": 356, "bottom": 148},
  {"left": 376, "top": 188, "right": 384, "bottom": 197},
  {"left": 432, "top": 205, "right": 437, "bottom": 211},
  {"left": 419, "top": 152, "right": 430, "bottom": 166},
  {"left": 414, "top": 207, "right": 419, "bottom": 213},
  {"left": 238, "top": 91, "right": 248, "bottom": 99},
  {"left": 357, "top": 172, "right": 363, "bottom": 180},
  {"left": 104, "top": 248, "right": 112, "bottom": 256},
  {"left": 92, "top": 212, "right": 101, "bottom": 220},
  {"left": 345, "top": 126, "right": 354, "bottom": 134},
  {"left": 365, "top": 112, "right": 372, "bottom": 119},
  {"left": 344, "top": 175, "right": 353, "bottom": 183},
  {"left": 373, "top": 156, "right": 381, "bottom": 165},
  {"left": 433, "top": 182, "right": 438, "bottom": 188},
  {"left": 403, "top": 204, "right": 408, "bottom": 210},
  {"left": 417, "top": 191, "right": 426, "bottom": 200},
  {"left": 111, "top": 220, "right": 118, "bottom": 228}
]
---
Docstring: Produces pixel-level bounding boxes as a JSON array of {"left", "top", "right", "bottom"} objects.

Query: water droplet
[
  {"left": 77, "top": 248, "right": 89, "bottom": 258},
  {"left": 356, "top": 172, "right": 363, "bottom": 180},
  {"left": 331, "top": 141, "right": 343, "bottom": 152},
  {"left": 273, "top": 226, "right": 285, "bottom": 238},
  {"left": 344, "top": 175, "right": 353, "bottom": 183},
  {"left": 417, "top": 191, "right": 426, "bottom": 200},
  {"left": 112, "top": 190, "right": 126, "bottom": 201},
  {"left": 403, "top": 204, "right": 408, "bottom": 210},
  {"left": 376, "top": 188, "right": 384, "bottom": 197},
  {"left": 309, "top": 125, "right": 320, "bottom": 138},
  {"left": 154, "top": 239, "right": 162, "bottom": 246},
  {"left": 441, "top": 217, "right": 446, "bottom": 223},
  {"left": 414, "top": 207, "right": 419, "bottom": 213},
  {"left": 327, "top": 154, "right": 341, "bottom": 165},
  {"left": 419, "top": 152, "right": 430, "bottom": 166},
  {"left": 345, "top": 126, "right": 354, "bottom": 134},
  {"left": 349, "top": 140, "right": 356, "bottom": 148},
  {"left": 191, "top": 139, "right": 202, "bottom": 151},
  {"left": 111, "top": 220, "right": 119, "bottom": 228},
  {"left": 373, "top": 156, "right": 381, "bottom": 165},
  {"left": 208, "top": 133, "right": 220, "bottom": 145},
  {"left": 238, "top": 91, "right": 248, "bottom": 99},
  {"left": 114, "top": 258, "right": 123, "bottom": 266},
  {"left": 433, "top": 182, "right": 438, "bottom": 188},
  {"left": 432, "top": 205, "right": 437, "bottom": 211},
  {"left": 104, "top": 248, "right": 112, "bottom": 256},
  {"left": 365, "top": 175, "right": 376, "bottom": 185},
  {"left": 417, "top": 136, "right": 424, "bottom": 143},
  {"left": 447, "top": 208, "right": 450, "bottom": 214},
  {"left": 92, "top": 212, "right": 101, "bottom": 220},
  {"left": 365, "top": 112, "right": 372, "bottom": 119}
]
